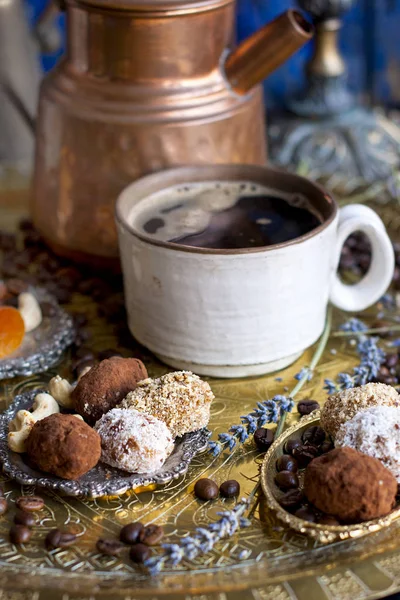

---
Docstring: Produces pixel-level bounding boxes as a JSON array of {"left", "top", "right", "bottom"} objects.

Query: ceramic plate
[{"left": 0, "top": 390, "right": 210, "bottom": 498}]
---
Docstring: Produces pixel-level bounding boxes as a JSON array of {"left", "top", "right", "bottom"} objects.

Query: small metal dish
[
  {"left": 0, "top": 287, "right": 75, "bottom": 379},
  {"left": 0, "top": 390, "right": 210, "bottom": 498},
  {"left": 261, "top": 411, "right": 400, "bottom": 544}
]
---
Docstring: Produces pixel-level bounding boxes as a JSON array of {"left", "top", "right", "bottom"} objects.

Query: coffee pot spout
[{"left": 224, "top": 10, "right": 313, "bottom": 95}]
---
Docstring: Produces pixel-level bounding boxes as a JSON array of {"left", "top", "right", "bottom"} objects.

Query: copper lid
[{"left": 70, "top": 0, "right": 231, "bottom": 13}]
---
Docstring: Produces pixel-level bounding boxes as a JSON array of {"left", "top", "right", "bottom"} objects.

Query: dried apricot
[{"left": 0, "top": 307, "right": 25, "bottom": 358}]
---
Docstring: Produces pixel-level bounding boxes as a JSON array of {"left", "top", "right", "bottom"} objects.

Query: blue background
[{"left": 26, "top": 0, "right": 400, "bottom": 108}]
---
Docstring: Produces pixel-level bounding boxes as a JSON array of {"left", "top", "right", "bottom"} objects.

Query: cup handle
[{"left": 330, "top": 204, "right": 395, "bottom": 312}]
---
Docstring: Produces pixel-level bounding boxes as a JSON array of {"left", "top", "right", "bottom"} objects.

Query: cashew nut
[
  {"left": 78, "top": 365, "right": 92, "bottom": 380},
  {"left": 8, "top": 410, "right": 36, "bottom": 453},
  {"left": 49, "top": 375, "right": 74, "bottom": 408},
  {"left": 72, "top": 414, "right": 84, "bottom": 421},
  {"left": 31, "top": 393, "right": 60, "bottom": 420},
  {"left": 18, "top": 292, "right": 42, "bottom": 333}
]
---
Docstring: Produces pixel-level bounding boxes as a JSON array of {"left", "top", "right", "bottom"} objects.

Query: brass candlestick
[{"left": 269, "top": 0, "right": 400, "bottom": 181}]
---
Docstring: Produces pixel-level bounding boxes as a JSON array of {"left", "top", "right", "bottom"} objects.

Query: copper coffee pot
[{"left": 32, "top": 1, "right": 312, "bottom": 264}]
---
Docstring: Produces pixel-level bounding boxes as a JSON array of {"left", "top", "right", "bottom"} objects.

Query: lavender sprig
[
  {"left": 324, "top": 317, "right": 386, "bottom": 394},
  {"left": 144, "top": 497, "right": 251, "bottom": 575}
]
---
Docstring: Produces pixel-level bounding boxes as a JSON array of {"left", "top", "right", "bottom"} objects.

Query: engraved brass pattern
[{"left": 2, "top": 184, "right": 400, "bottom": 598}]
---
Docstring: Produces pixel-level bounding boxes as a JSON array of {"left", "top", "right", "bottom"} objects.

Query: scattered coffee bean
[
  {"left": 15, "top": 496, "right": 44, "bottom": 512},
  {"left": 130, "top": 543, "right": 151, "bottom": 564},
  {"left": 292, "top": 444, "right": 319, "bottom": 468},
  {"left": 279, "top": 489, "right": 304, "bottom": 511},
  {"left": 194, "top": 478, "right": 219, "bottom": 500},
  {"left": 139, "top": 524, "right": 164, "bottom": 546},
  {"left": 297, "top": 400, "right": 320, "bottom": 416},
  {"left": 14, "top": 511, "right": 35, "bottom": 527},
  {"left": 319, "top": 439, "right": 334, "bottom": 454},
  {"left": 294, "top": 506, "right": 317, "bottom": 522},
  {"left": 386, "top": 353, "right": 399, "bottom": 369},
  {"left": 318, "top": 515, "right": 340, "bottom": 526},
  {"left": 253, "top": 427, "right": 274, "bottom": 451},
  {"left": 10, "top": 524, "right": 32, "bottom": 544},
  {"left": 302, "top": 426, "right": 325, "bottom": 447},
  {"left": 120, "top": 522, "right": 144, "bottom": 545},
  {"left": 219, "top": 480, "right": 240, "bottom": 498},
  {"left": 275, "top": 471, "right": 299, "bottom": 491},
  {"left": 96, "top": 538, "right": 125, "bottom": 556},
  {"left": 98, "top": 349, "right": 123, "bottom": 361},
  {"left": 283, "top": 438, "right": 302, "bottom": 455},
  {"left": 0, "top": 497, "right": 7, "bottom": 515},
  {"left": 276, "top": 455, "right": 298, "bottom": 473},
  {"left": 45, "top": 529, "right": 77, "bottom": 550}
]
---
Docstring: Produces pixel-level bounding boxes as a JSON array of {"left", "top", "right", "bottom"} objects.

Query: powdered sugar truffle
[
  {"left": 94, "top": 408, "right": 174, "bottom": 473},
  {"left": 335, "top": 405, "right": 400, "bottom": 481},
  {"left": 119, "top": 371, "right": 214, "bottom": 438}
]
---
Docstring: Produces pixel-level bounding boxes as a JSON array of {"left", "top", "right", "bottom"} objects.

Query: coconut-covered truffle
[
  {"left": 304, "top": 447, "right": 397, "bottom": 523},
  {"left": 320, "top": 383, "right": 400, "bottom": 439},
  {"left": 119, "top": 371, "right": 214, "bottom": 438},
  {"left": 336, "top": 406, "right": 400, "bottom": 481},
  {"left": 72, "top": 357, "right": 148, "bottom": 424},
  {"left": 94, "top": 408, "right": 174, "bottom": 473},
  {"left": 26, "top": 413, "right": 101, "bottom": 480}
]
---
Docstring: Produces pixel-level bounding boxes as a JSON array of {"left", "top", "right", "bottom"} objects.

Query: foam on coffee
[{"left": 130, "top": 181, "right": 322, "bottom": 249}]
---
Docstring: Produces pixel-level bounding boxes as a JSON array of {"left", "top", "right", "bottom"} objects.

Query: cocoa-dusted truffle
[
  {"left": 320, "top": 383, "right": 400, "bottom": 439},
  {"left": 72, "top": 358, "right": 148, "bottom": 424},
  {"left": 304, "top": 447, "right": 397, "bottom": 523},
  {"left": 26, "top": 414, "right": 101, "bottom": 480}
]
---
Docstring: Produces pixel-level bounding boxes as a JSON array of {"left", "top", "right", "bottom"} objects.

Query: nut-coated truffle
[
  {"left": 304, "top": 447, "right": 397, "bottom": 523},
  {"left": 320, "top": 383, "right": 400, "bottom": 439},
  {"left": 26, "top": 413, "right": 101, "bottom": 480},
  {"left": 72, "top": 358, "right": 148, "bottom": 424}
]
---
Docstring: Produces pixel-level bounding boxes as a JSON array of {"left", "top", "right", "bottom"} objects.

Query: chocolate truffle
[
  {"left": 320, "top": 383, "right": 400, "bottom": 439},
  {"left": 72, "top": 357, "right": 148, "bottom": 424},
  {"left": 119, "top": 371, "right": 214, "bottom": 438},
  {"left": 336, "top": 406, "right": 400, "bottom": 481},
  {"left": 304, "top": 447, "right": 397, "bottom": 523},
  {"left": 26, "top": 414, "right": 101, "bottom": 480},
  {"left": 94, "top": 408, "right": 174, "bottom": 473}
]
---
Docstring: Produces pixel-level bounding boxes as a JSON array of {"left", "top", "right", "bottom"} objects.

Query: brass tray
[
  {"left": 261, "top": 411, "right": 400, "bottom": 544},
  {"left": 2, "top": 180, "right": 400, "bottom": 599}
]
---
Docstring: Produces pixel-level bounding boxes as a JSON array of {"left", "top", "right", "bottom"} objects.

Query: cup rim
[{"left": 115, "top": 164, "right": 338, "bottom": 255}]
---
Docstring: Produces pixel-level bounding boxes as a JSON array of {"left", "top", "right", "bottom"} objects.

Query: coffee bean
[
  {"left": 297, "top": 400, "right": 320, "bottom": 416},
  {"left": 10, "top": 524, "right": 32, "bottom": 544},
  {"left": 120, "top": 522, "right": 144, "bottom": 545},
  {"left": 194, "top": 478, "right": 219, "bottom": 500},
  {"left": 96, "top": 538, "right": 125, "bottom": 556},
  {"left": 276, "top": 455, "right": 298, "bottom": 473},
  {"left": 219, "top": 480, "right": 240, "bottom": 498},
  {"left": 294, "top": 506, "right": 317, "bottom": 522},
  {"left": 283, "top": 438, "right": 302, "bottom": 455},
  {"left": 386, "top": 353, "right": 399, "bottom": 369},
  {"left": 0, "top": 497, "right": 7, "bottom": 515},
  {"left": 130, "top": 543, "right": 151, "bottom": 564},
  {"left": 14, "top": 511, "right": 35, "bottom": 527},
  {"left": 302, "top": 426, "right": 325, "bottom": 447},
  {"left": 98, "top": 349, "right": 123, "bottom": 361},
  {"left": 15, "top": 496, "right": 44, "bottom": 512},
  {"left": 139, "top": 524, "right": 164, "bottom": 546},
  {"left": 274, "top": 471, "right": 299, "bottom": 491},
  {"left": 45, "top": 529, "right": 77, "bottom": 550},
  {"left": 279, "top": 489, "right": 304, "bottom": 511},
  {"left": 253, "top": 428, "right": 274, "bottom": 451},
  {"left": 319, "top": 439, "right": 334, "bottom": 454},
  {"left": 318, "top": 515, "right": 340, "bottom": 526},
  {"left": 292, "top": 444, "right": 319, "bottom": 468}
]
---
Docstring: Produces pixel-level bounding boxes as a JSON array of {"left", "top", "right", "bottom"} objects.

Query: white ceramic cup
[{"left": 116, "top": 165, "right": 394, "bottom": 378}]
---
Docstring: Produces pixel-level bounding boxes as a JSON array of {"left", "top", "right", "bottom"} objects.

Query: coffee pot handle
[{"left": 330, "top": 205, "right": 394, "bottom": 312}]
